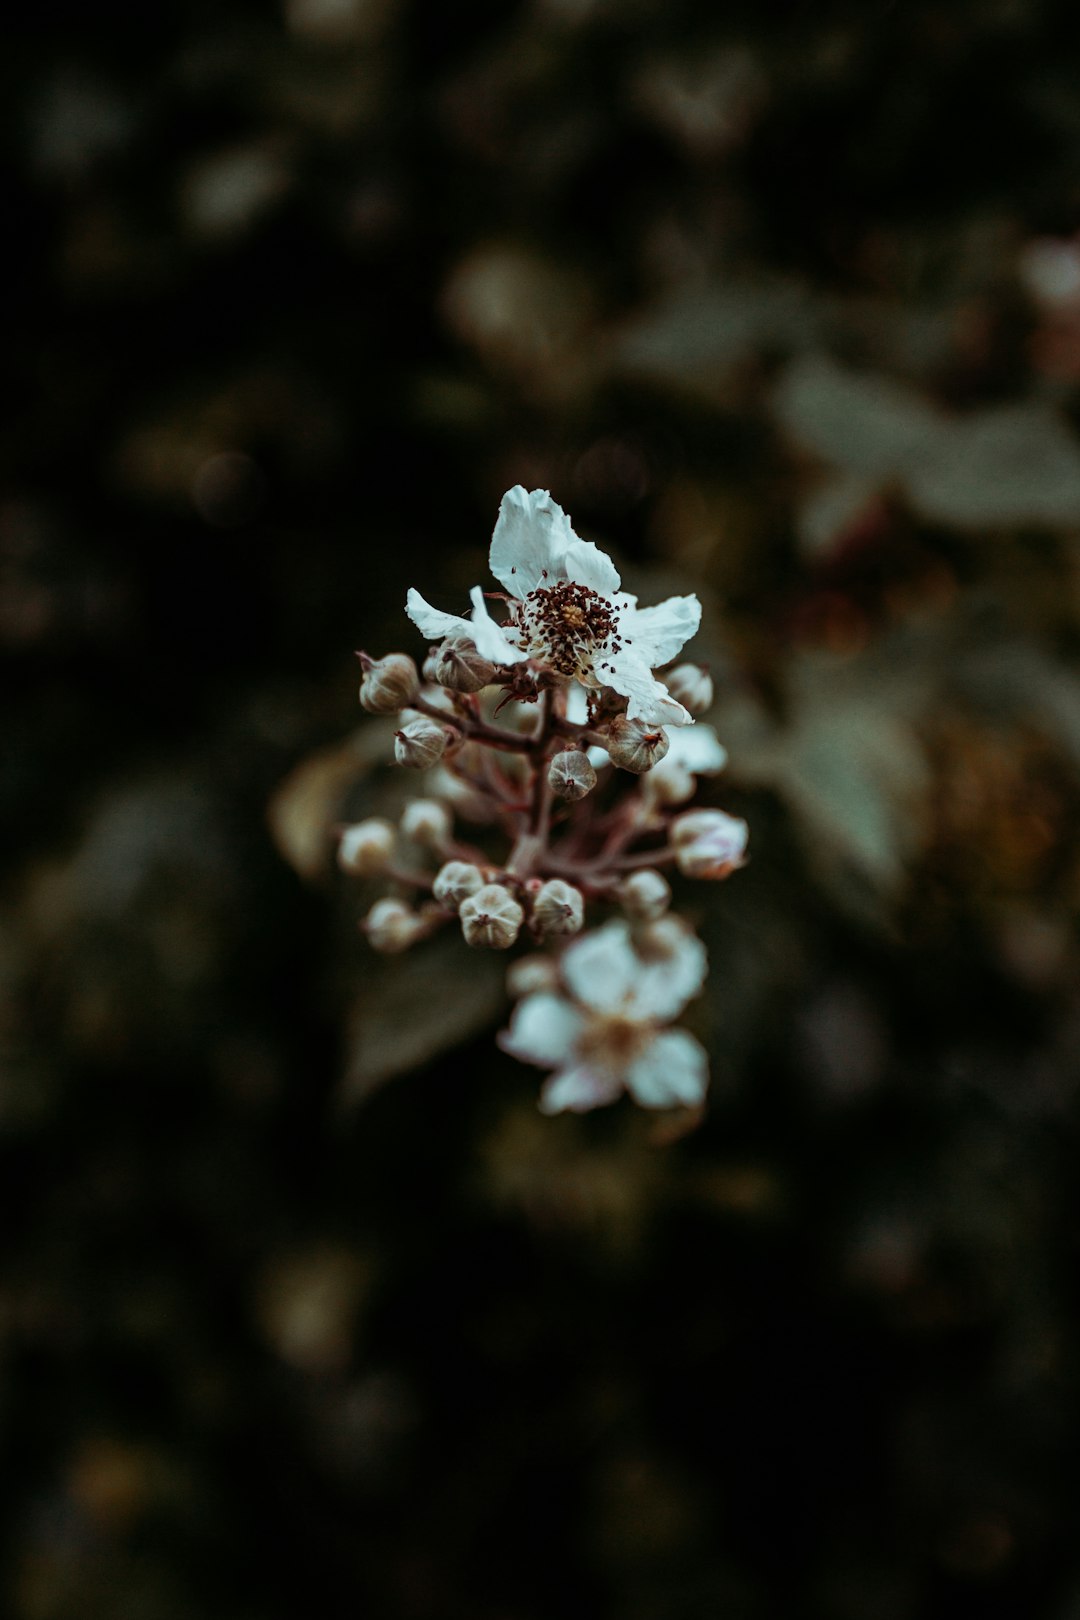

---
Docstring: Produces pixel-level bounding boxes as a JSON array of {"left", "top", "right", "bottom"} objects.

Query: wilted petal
[
  {"left": 539, "top": 1064, "right": 624, "bottom": 1114},
  {"left": 467, "top": 585, "right": 527, "bottom": 664},
  {"left": 489, "top": 487, "right": 573, "bottom": 596},
  {"left": 499, "top": 992, "right": 583, "bottom": 1067},
  {"left": 562, "top": 920, "right": 640, "bottom": 1012},
  {"left": 605, "top": 648, "right": 693, "bottom": 726},
  {"left": 626, "top": 1029, "right": 708, "bottom": 1109},
  {"left": 624, "top": 595, "right": 701, "bottom": 666}
]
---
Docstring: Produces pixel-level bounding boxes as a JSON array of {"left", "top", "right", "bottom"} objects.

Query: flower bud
[
  {"left": 531, "top": 879, "right": 584, "bottom": 938},
  {"left": 432, "top": 860, "right": 485, "bottom": 911},
  {"left": 617, "top": 868, "right": 671, "bottom": 921},
  {"left": 337, "top": 818, "right": 396, "bottom": 877},
  {"left": 672, "top": 810, "right": 749, "bottom": 879},
  {"left": 394, "top": 717, "right": 450, "bottom": 769},
  {"left": 422, "top": 649, "right": 441, "bottom": 683},
  {"left": 506, "top": 954, "right": 559, "bottom": 998},
  {"left": 432, "top": 636, "right": 497, "bottom": 694},
  {"left": 663, "top": 663, "right": 714, "bottom": 715},
  {"left": 642, "top": 758, "right": 696, "bottom": 807},
  {"left": 400, "top": 798, "right": 453, "bottom": 847},
  {"left": 671, "top": 809, "right": 739, "bottom": 847},
  {"left": 460, "top": 883, "right": 524, "bottom": 949},
  {"left": 359, "top": 653, "right": 420, "bottom": 714},
  {"left": 363, "top": 897, "right": 426, "bottom": 953},
  {"left": 604, "top": 715, "right": 670, "bottom": 774},
  {"left": 548, "top": 749, "right": 597, "bottom": 801}
]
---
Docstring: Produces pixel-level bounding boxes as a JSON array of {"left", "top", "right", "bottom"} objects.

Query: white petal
[
  {"left": 489, "top": 487, "right": 573, "bottom": 596},
  {"left": 664, "top": 723, "right": 728, "bottom": 773},
  {"left": 623, "top": 595, "right": 701, "bottom": 666},
  {"left": 626, "top": 1029, "right": 708, "bottom": 1110},
  {"left": 467, "top": 585, "right": 527, "bottom": 664},
  {"left": 539, "top": 1064, "right": 624, "bottom": 1114},
  {"left": 562, "top": 533, "right": 621, "bottom": 595},
  {"left": 498, "top": 993, "right": 583, "bottom": 1068},
  {"left": 603, "top": 648, "right": 693, "bottom": 726},
  {"left": 565, "top": 683, "right": 590, "bottom": 725},
  {"left": 405, "top": 587, "right": 476, "bottom": 645},
  {"left": 561, "top": 920, "right": 640, "bottom": 1013},
  {"left": 564, "top": 684, "right": 612, "bottom": 766},
  {"left": 631, "top": 926, "right": 708, "bottom": 1021}
]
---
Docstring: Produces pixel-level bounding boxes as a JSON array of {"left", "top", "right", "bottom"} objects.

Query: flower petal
[
  {"left": 625, "top": 1029, "right": 708, "bottom": 1109},
  {"left": 405, "top": 587, "right": 476, "bottom": 645},
  {"left": 630, "top": 923, "right": 708, "bottom": 1021},
  {"left": 489, "top": 487, "right": 573, "bottom": 597},
  {"left": 664, "top": 723, "right": 728, "bottom": 773},
  {"left": 539, "top": 1064, "right": 624, "bottom": 1114},
  {"left": 565, "top": 684, "right": 611, "bottom": 767},
  {"left": 624, "top": 595, "right": 701, "bottom": 667},
  {"left": 603, "top": 648, "right": 693, "bottom": 726},
  {"left": 498, "top": 993, "right": 583, "bottom": 1068},
  {"left": 561, "top": 920, "right": 640, "bottom": 1013},
  {"left": 563, "top": 534, "right": 621, "bottom": 596},
  {"left": 467, "top": 585, "right": 527, "bottom": 664}
]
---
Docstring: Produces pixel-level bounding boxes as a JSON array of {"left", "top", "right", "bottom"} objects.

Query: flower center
[
  {"left": 522, "top": 581, "right": 623, "bottom": 678},
  {"left": 578, "top": 1013, "right": 650, "bottom": 1071}
]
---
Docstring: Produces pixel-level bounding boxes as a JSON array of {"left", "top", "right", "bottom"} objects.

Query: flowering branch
[{"left": 339, "top": 487, "right": 748, "bottom": 1116}]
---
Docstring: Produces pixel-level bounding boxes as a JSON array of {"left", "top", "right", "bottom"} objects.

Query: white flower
[
  {"left": 406, "top": 487, "right": 701, "bottom": 726},
  {"left": 499, "top": 918, "right": 709, "bottom": 1113}
]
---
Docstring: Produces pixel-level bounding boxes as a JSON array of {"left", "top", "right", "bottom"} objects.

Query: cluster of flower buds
[{"left": 339, "top": 487, "right": 748, "bottom": 1116}]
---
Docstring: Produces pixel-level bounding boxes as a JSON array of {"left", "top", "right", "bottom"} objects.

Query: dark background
[{"left": 4, "top": 1, "right": 1080, "bottom": 1615}]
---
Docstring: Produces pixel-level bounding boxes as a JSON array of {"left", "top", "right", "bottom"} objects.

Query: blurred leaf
[
  {"left": 721, "top": 648, "right": 932, "bottom": 904},
  {"left": 910, "top": 402, "right": 1080, "bottom": 527},
  {"left": 341, "top": 931, "right": 505, "bottom": 1103},
  {"left": 777, "top": 353, "right": 1080, "bottom": 528},
  {"left": 612, "top": 277, "right": 821, "bottom": 405},
  {"left": 267, "top": 729, "right": 387, "bottom": 880},
  {"left": 775, "top": 352, "right": 939, "bottom": 479}
]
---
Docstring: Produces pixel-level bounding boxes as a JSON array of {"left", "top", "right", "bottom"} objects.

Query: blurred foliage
[{"left": 5, "top": 0, "right": 1080, "bottom": 1616}]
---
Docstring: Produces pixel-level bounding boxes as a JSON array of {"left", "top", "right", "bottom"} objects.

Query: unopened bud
[
  {"left": 359, "top": 653, "right": 420, "bottom": 714},
  {"left": 617, "top": 868, "right": 671, "bottom": 920},
  {"left": 422, "top": 649, "right": 441, "bottom": 682},
  {"left": 506, "top": 954, "right": 560, "bottom": 998},
  {"left": 400, "top": 798, "right": 453, "bottom": 847},
  {"left": 337, "top": 818, "right": 396, "bottom": 876},
  {"left": 460, "top": 883, "right": 524, "bottom": 949},
  {"left": 394, "top": 717, "right": 450, "bottom": 769},
  {"left": 664, "top": 663, "right": 714, "bottom": 715},
  {"left": 548, "top": 749, "right": 597, "bottom": 801},
  {"left": 363, "top": 897, "right": 427, "bottom": 953},
  {"left": 643, "top": 757, "right": 696, "bottom": 807},
  {"left": 671, "top": 809, "right": 740, "bottom": 847},
  {"left": 432, "top": 636, "right": 497, "bottom": 694},
  {"left": 531, "top": 879, "right": 584, "bottom": 938},
  {"left": 433, "top": 860, "right": 485, "bottom": 911},
  {"left": 604, "top": 715, "right": 670, "bottom": 774},
  {"left": 672, "top": 809, "right": 749, "bottom": 879}
]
